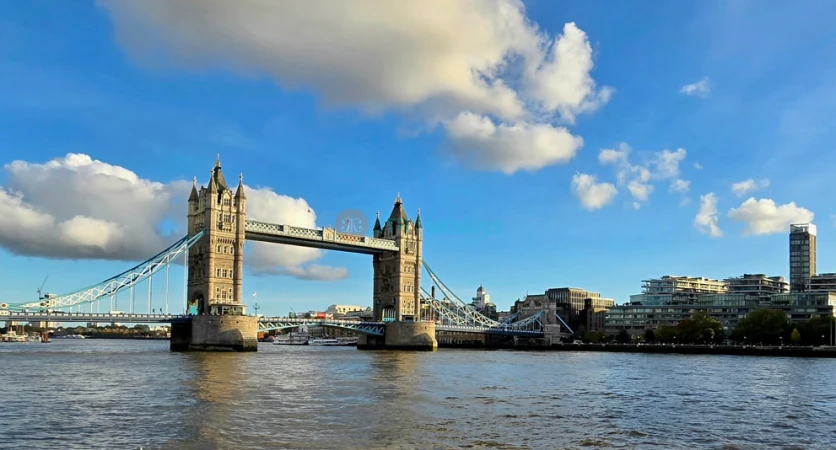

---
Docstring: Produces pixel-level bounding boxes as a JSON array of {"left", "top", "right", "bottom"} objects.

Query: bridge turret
[
  {"left": 188, "top": 177, "right": 199, "bottom": 204},
  {"left": 235, "top": 173, "right": 247, "bottom": 202},
  {"left": 187, "top": 177, "right": 200, "bottom": 237},
  {"left": 187, "top": 157, "right": 247, "bottom": 317},
  {"left": 233, "top": 173, "right": 246, "bottom": 307},
  {"left": 372, "top": 194, "right": 422, "bottom": 322},
  {"left": 415, "top": 208, "right": 422, "bottom": 239},
  {"left": 373, "top": 211, "right": 381, "bottom": 237}
]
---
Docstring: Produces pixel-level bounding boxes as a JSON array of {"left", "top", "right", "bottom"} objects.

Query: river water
[{"left": 1, "top": 340, "right": 835, "bottom": 449}]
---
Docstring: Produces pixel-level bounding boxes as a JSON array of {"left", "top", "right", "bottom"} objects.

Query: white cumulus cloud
[
  {"left": 571, "top": 173, "right": 617, "bottom": 210},
  {"left": 244, "top": 187, "right": 348, "bottom": 280},
  {"left": 627, "top": 181, "right": 654, "bottom": 202},
  {"left": 680, "top": 77, "right": 710, "bottom": 98},
  {"left": 669, "top": 179, "right": 690, "bottom": 193},
  {"left": 443, "top": 112, "right": 583, "bottom": 174},
  {"left": 598, "top": 143, "right": 689, "bottom": 207},
  {"left": 728, "top": 198, "right": 814, "bottom": 236},
  {"left": 731, "top": 178, "right": 770, "bottom": 197},
  {"left": 694, "top": 193, "right": 722, "bottom": 237},
  {"left": 0, "top": 154, "right": 347, "bottom": 280},
  {"left": 98, "top": 0, "right": 612, "bottom": 175}
]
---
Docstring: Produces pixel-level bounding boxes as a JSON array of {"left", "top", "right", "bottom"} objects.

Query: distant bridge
[{"left": 3, "top": 312, "right": 546, "bottom": 338}]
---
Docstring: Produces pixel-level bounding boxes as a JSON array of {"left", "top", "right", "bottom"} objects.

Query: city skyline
[{"left": 1, "top": 1, "right": 835, "bottom": 315}]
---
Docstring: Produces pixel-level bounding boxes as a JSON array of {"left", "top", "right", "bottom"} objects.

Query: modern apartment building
[
  {"left": 545, "top": 287, "right": 614, "bottom": 313},
  {"left": 642, "top": 275, "right": 728, "bottom": 294},
  {"left": 790, "top": 223, "right": 817, "bottom": 292},
  {"left": 725, "top": 274, "right": 789, "bottom": 298},
  {"left": 630, "top": 275, "right": 727, "bottom": 305},
  {"left": 810, "top": 273, "right": 836, "bottom": 293},
  {"left": 605, "top": 292, "right": 836, "bottom": 338},
  {"left": 544, "top": 287, "right": 614, "bottom": 329},
  {"left": 581, "top": 298, "right": 609, "bottom": 332}
]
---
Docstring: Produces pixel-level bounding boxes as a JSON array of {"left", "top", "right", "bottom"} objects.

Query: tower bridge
[{"left": 1, "top": 158, "right": 564, "bottom": 351}]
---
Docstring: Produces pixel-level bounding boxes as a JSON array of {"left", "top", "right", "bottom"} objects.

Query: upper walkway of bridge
[{"left": 245, "top": 220, "right": 399, "bottom": 254}]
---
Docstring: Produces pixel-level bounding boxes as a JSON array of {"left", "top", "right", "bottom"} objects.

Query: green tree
[
  {"left": 644, "top": 329, "right": 656, "bottom": 343},
  {"left": 584, "top": 330, "right": 605, "bottom": 343},
  {"left": 796, "top": 315, "right": 834, "bottom": 346},
  {"left": 731, "top": 308, "right": 789, "bottom": 345},
  {"left": 572, "top": 325, "right": 588, "bottom": 342},
  {"left": 790, "top": 328, "right": 801, "bottom": 344},
  {"left": 676, "top": 311, "right": 725, "bottom": 344},
  {"left": 616, "top": 329, "right": 631, "bottom": 343},
  {"left": 655, "top": 326, "right": 678, "bottom": 343}
]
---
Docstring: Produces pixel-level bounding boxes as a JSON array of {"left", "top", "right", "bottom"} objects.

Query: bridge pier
[
  {"left": 358, "top": 321, "right": 437, "bottom": 351},
  {"left": 170, "top": 315, "right": 258, "bottom": 352}
]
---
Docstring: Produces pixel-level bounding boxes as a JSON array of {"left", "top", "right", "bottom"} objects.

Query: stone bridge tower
[
  {"left": 186, "top": 157, "right": 247, "bottom": 316},
  {"left": 372, "top": 195, "right": 422, "bottom": 322}
]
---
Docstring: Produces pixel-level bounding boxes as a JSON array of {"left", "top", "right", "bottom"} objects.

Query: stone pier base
[
  {"left": 170, "top": 315, "right": 258, "bottom": 352},
  {"left": 358, "top": 321, "right": 437, "bottom": 351}
]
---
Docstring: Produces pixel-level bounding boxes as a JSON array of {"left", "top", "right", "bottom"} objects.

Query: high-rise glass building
[{"left": 789, "top": 223, "right": 817, "bottom": 292}]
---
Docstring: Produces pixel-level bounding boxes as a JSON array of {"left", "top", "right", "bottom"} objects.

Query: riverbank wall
[{"left": 437, "top": 341, "right": 836, "bottom": 357}]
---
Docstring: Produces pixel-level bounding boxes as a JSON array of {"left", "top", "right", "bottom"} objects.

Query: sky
[{"left": 1, "top": 0, "right": 835, "bottom": 316}]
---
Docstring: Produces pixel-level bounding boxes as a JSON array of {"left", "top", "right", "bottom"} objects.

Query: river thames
[{"left": 1, "top": 340, "right": 835, "bottom": 449}]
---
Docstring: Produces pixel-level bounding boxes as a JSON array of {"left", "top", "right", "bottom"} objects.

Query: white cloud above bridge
[
  {"left": 0, "top": 153, "right": 348, "bottom": 281},
  {"left": 98, "top": 0, "right": 611, "bottom": 175}
]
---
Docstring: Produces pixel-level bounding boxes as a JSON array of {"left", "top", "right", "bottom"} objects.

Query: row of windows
[
  {"left": 216, "top": 268, "right": 234, "bottom": 278},
  {"left": 216, "top": 245, "right": 236, "bottom": 255},
  {"left": 215, "top": 286, "right": 234, "bottom": 300}
]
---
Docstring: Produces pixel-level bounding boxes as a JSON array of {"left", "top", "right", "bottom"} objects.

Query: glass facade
[{"left": 789, "top": 223, "right": 817, "bottom": 292}]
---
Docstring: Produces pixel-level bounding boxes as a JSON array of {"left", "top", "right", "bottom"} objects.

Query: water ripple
[{"left": 2, "top": 341, "right": 836, "bottom": 448}]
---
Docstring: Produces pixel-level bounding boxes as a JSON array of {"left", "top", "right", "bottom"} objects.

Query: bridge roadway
[{"left": 2, "top": 312, "right": 545, "bottom": 337}]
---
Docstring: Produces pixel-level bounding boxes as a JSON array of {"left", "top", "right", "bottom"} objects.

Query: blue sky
[{"left": 1, "top": 0, "right": 835, "bottom": 315}]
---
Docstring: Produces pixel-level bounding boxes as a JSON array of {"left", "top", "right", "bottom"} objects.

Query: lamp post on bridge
[{"left": 252, "top": 292, "right": 259, "bottom": 316}]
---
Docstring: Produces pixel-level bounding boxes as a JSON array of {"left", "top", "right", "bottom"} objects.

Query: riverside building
[
  {"left": 790, "top": 223, "right": 817, "bottom": 292},
  {"left": 629, "top": 275, "right": 727, "bottom": 305},
  {"left": 725, "top": 274, "right": 789, "bottom": 299},
  {"left": 607, "top": 223, "right": 834, "bottom": 338},
  {"left": 606, "top": 273, "right": 834, "bottom": 338},
  {"left": 513, "top": 287, "right": 614, "bottom": 331},
  {"left": 605, "top": 291, "right": 836, "bottom": 338},
  {"left": 810, "top": 273, "right": 836, "bottom": 293}
]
